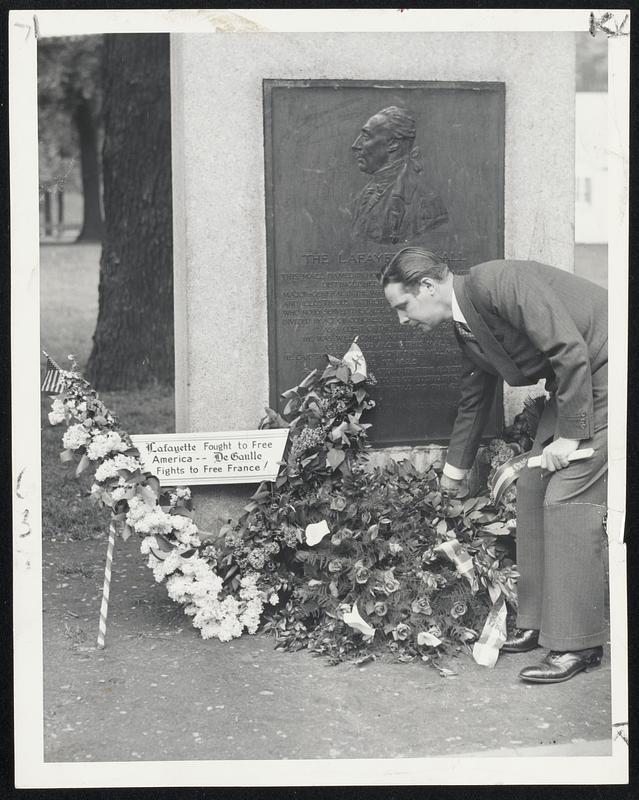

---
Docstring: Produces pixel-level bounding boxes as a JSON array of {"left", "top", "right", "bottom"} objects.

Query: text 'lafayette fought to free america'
[{"left": 130, "top": 430, "right": 290, "bottom": 486}]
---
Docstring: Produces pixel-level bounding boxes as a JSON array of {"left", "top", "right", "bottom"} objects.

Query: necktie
[{"left": 454, "top": 321, "right": 477, "bottom": 342}]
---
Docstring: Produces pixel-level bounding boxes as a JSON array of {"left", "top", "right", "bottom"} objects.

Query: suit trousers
[{"left": 514, "top": 397, "right": 608, "bottom": 651}]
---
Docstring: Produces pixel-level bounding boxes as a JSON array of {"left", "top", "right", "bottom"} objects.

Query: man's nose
[
  {"left": 398, "top": 311, "right": 409, "bottom": 325},
  {"left": 351, "top": 135, "right": 362, "bottom": 151}
]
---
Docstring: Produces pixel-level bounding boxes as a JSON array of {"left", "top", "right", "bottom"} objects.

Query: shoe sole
[
  {"left": 519, "top": 661, "right": 602, "bottom": 684},
  {"left": 501, "top": 645, "right": 541, "bottom": 654}
]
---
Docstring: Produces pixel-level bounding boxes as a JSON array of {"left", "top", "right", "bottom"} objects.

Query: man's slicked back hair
[
  {"left": 377, "top": 106, "right": 417, "bottom": 142},
  {"left": 380, "top": 247, "right": 450, "bottom": 289}
]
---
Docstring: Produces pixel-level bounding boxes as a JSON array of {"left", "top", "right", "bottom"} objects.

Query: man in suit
[{"left": 381, "top": 247, "right": 608, "bottom": 683}]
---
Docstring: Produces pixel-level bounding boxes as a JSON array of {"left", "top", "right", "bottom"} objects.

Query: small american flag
[{"left": 41, "top": 351, "right": 65, "bottom": 394}]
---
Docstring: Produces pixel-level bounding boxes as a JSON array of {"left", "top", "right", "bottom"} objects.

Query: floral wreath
[{"left": 47, "top": 346, "right": 519, "bottom": 668}]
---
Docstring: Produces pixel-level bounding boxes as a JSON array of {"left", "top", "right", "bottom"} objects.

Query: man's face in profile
[{"left": 351, "top": 113, "right": 393, "bottom": 174}]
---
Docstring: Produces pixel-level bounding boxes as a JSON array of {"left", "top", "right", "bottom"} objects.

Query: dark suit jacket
[{"left": 446, "top": 260, "right": 608, "bottom": 470}]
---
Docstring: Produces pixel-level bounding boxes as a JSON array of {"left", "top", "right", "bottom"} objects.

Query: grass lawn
[{"left": 40, "top": 242, "right": 175, "bottom": 541}]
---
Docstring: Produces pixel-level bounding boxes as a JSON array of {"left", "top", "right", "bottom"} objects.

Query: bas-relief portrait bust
[{"left": 350, "top": 106, "right": 449, "bottom": 245}]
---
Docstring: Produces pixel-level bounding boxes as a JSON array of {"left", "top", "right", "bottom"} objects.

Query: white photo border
[{"left": 10, "top": 7, "right": 629, "bottom": 788}]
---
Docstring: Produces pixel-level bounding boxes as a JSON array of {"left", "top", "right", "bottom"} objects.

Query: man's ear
[
  {"left": 387, "top": 137, "right": 400, "bottom": 154},
  {"left": 418, "top": 276, "right": 435, "bottom": 294}
]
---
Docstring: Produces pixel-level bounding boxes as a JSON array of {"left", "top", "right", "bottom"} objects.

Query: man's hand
[
  {"left": 440, "top": 473, "right": 469, "bottom": 498},
  {"left": 540, "top": 437, "right": 579, "bottom": 472}
]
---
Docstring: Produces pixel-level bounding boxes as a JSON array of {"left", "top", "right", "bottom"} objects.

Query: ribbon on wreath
[
  {"left": 434, "top": 538, "right": 479, "bottom": 592},
  {"left": 472, "top": 583, "right": 508, "bottom": 668},
  {"left": 434, "top": 538, "right": 508, "bottom": 666}
]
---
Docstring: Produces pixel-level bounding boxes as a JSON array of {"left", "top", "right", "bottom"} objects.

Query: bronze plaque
[{"left": 264, "top": 80, "right": 504, "bottom": 446}]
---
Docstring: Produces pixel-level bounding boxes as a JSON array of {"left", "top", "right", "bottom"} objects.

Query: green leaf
[
  {"left": 283, "top": 397, "right": 301, "bottom": 416},
  {"left": 326, "top": 448, "right": 346, "bottom": 471},
  {"left": 144, "top": 475, "right": 161, "bottom": 498},
  {"left": 481, "top": 522, "right": 510, "bottom": 536},
  {"left": 462, "top": 496, "right": 478, "bottom": 514}
]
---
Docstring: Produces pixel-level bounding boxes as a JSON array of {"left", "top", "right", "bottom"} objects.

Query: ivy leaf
[
  {"left": 298, "top": 368, "right": 319, "bottom": 388},
  {"left": 330, "top": 421, "right": 349, "bottom": 442},
  {"left": 283, "top": 397, "right": 301, "bottom": 416},
  {"left": 145, "top": 475, "right": 161, "bottom": 498},
  {"left": 326, "top": 448, "right": 346, "bottom": 471},
  {"left": 355, "top": 389, "right": 367, "bottom": 402},
  {"left": 482, "top": 522, "right": 510, "bottom": 536},
  {"left": 462, "top": 497, "right": 478, "bottom": 514},
  {"left": 250, "top": 482, "right": 271, "bottom": 501}
]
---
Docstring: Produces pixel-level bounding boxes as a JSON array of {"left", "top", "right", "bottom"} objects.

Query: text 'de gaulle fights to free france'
[{"left": 130, "top": 430, "right": 289, "bottom": 486}]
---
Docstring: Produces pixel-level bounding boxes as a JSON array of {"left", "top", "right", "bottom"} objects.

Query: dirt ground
[{"left": 43, "top": 530, "right": 612, "bottom": 763}]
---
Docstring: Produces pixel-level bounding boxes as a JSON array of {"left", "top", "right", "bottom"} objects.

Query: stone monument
[{"left": 170, "top": 32, "right": 575, "bottom": 524}]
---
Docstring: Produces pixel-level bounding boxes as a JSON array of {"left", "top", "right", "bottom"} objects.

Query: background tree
[
  {"left": 86, "top": 33, "right": 174, "bottom": 390},
  {"left": 38, "top": 36, "right": 104, "bottom": 241}
]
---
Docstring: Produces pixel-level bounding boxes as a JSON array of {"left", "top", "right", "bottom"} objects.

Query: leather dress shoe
[
  {"left": 501, "top": 628, "right": 540, "bottom": 653},
  {"left": 519, "top": 646, "right": 603, "bottom": 684}
]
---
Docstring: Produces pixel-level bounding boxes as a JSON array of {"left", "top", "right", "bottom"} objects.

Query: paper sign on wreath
[{"left": 130, "top": 430, "right": 289, "bottom": 486}]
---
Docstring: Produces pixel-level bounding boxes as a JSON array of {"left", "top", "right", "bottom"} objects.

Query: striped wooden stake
[{"left": 96, "top": 523, "right": 117, "bottom": 649}]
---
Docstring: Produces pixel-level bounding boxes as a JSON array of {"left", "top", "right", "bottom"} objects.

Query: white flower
[
  {"left": 111, "top": 486, "right": 127, "bottom": 502},
  {"left": 147, "top": 549, "right": 183, "bottom": 582},
  {"left": 170, "top": 514, "right": 201, "bottom": 547},
  {"left": 126, "top": 497, "right": 173, "bottom": 537},
  {"left": 48, "top": 398, "right": 67, "bottom": 425},
  {"left": 94, "top": 454, "right": 141, "bottom": 482},
  {"left": 62, "top": 423, "right": 91, "bottom": 451},
  {"left": 268, "top": 592, "right": 279, "bottom": 606},
  {"left": 86, "top": 431, "right": 128, "bottom": 461},
  {"left": 140, "top": 535, "right": 159, "bottom": 555},
  {"left": 169, "top": 487, "right": 192, "bottom": 507}
]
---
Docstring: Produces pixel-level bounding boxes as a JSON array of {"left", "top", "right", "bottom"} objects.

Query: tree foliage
[{"left": 38, "top": 35, "right": 104, "bottom": 238}]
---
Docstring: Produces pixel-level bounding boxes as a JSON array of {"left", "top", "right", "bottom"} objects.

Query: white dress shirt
[{"left": 443, "top": 288, "right": 470, "bottom": 480}]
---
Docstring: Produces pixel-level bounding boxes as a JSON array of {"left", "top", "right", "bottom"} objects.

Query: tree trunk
[
  {"left": 56, "top": 188, "right": 64, "bottom": 237},
  {"left": 87, "top": 34, "right": 173, "bottom": 390},
  {"left": 43, "top": 191, "right": 52, "bottom": 237},
  {"left": 74, "top": 97, "right": 104, "bottom": 242}
]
